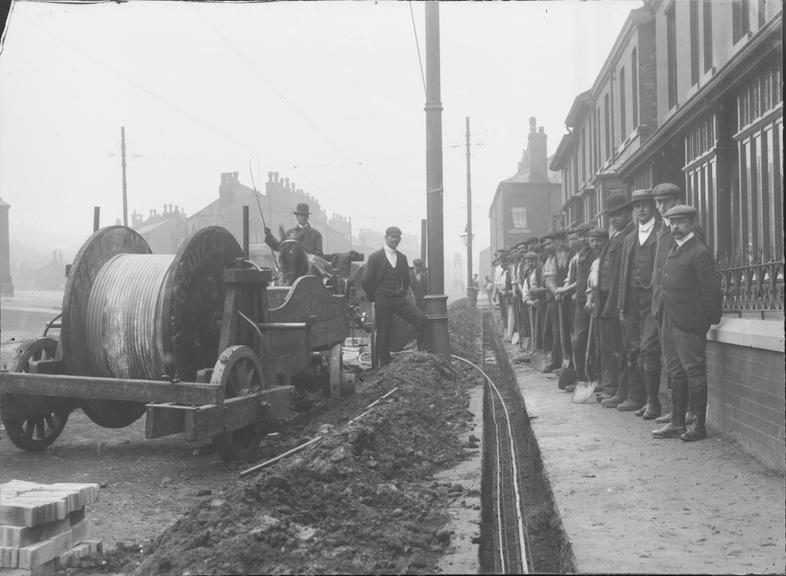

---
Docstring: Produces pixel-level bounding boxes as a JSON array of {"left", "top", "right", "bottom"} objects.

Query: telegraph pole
[
  {"left": 465, "top": 116, "right": 476, "bottom": 308},
  {"left": 121, "top": 126, "right": 128, "bottom": 227},
  {"left": 424, "top": 1, "right": 450, "bottom": 357}
]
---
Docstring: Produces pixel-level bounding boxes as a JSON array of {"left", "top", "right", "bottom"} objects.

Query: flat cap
[
  {"left": 652, "top": 182, "right": 682, "bottom": 199},
  {"left": 412, "top": 258, "right": 423, "bottom": 265},
  {"left": 663, "top": 204, "right": 697, "bottom": 219},
  {"left": 588, "top": 227, "right": 609, "bottom": 239},
  {"left": 605, "top": 193, "right": 631, "bottom": 214},
  {"left": 524, "top": 251, "right": 538, "bottom": 259},
  {"left": 385, "top": 226, "right": 402, "bottom": 236},
  {"left": 570, "top": 222, "right": 594, "bottom": 235},
  {"left": 630, "top": 188, "right": 654, "bottom": 203}
]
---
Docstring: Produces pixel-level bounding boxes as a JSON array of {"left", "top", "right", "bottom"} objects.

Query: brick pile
[{"left": 0, "top": 480, "right": 102, "bottom": 576}]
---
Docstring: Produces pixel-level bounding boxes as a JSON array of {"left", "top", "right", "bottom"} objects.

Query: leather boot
[
  {"left": 655, "top": 411, "right": 672, "bottom": 423},
  {"left": 642, "top": 369, "right": 662, "bottom": 420},
  {"left": 617, "top": 363, "right": 646, "bottom": 411},
  {"left": 681, "top": 380, "right": 707, "bottom": 442},
  {"left": 600, "top": 375, "right": 627, "bottom": 408},
  {"left": 653, "top": 378, "right": 687, "bottom": 438}
]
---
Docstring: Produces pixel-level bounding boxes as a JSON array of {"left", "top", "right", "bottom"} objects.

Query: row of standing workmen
[{"left": 487, "top": 183, "right": 723, "bottom": 442}]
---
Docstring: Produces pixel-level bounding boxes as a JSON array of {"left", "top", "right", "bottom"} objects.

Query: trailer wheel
[
  {"left": 210, "top": 346, "right": 266, "bottom": 462},
  {"left": 1, "top": 338, "right": 70, "bottom": 451}
]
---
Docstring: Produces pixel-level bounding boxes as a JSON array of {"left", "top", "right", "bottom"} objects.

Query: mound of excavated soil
[{"left": 78, "top": 301, "right": 483, "bottom": 576}]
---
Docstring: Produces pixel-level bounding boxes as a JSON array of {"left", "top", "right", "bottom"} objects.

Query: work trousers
[
  {"left": 597, "top": 291, "right": 625, "bottom": 396},
  {"left": 374, "top": 296, "right": 426, "bottom": 367},
  {"left": 660, "top": 312, "right": 708, "bottom": 418},
  {"left": 623, "top": 288, "right": 661, "bottom": 372},
  {"left": 545, "top": 299, "right": 561, "bottom": 365},
  {"left": 571, "top": 298, "right": 590, "bottom": 381}
]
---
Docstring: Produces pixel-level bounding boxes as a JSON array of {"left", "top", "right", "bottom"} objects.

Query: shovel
[
  {"left": 572, "top": 313, "right": 598, "bottom": 403},
  {"left": 557, "top": 298, "right": 577, "bottom": 389}
]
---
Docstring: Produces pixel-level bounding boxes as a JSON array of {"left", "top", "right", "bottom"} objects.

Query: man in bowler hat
[{"left": 265, "top": 202, "right": 324, "bottom": 257}]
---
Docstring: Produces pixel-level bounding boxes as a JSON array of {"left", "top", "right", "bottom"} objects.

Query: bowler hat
[
  {"left": 663, "top": 204, "right": 697, "bottom": 219},
  {"left": 385, "top": 226, "right": 402, "bottom": 236},
  {"left": 605, "top": 193, "right": 631, "bottom": 214},
  {"left": 293, "top": 202, "right": 311, "bottom": 215},
  {"left": 652, "top": 183, "right": 682, "bottom": 199},
  {"left": 588, "top": 227, "right": 609, "bottom": 239},
  {"left": 630, "top": 188, "right": 654, "bottom": 204}
]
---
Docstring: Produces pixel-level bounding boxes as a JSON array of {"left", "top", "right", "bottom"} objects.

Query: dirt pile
[{"left": 91, "top": 302, "right": 485, "bottom": 576}]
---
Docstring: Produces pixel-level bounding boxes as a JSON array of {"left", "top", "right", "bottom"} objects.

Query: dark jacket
[
  {"left": 266, "top": 223, "right": 323, "bottom": 256},
  {"left": 617, "top": 218, "right": 664, "bottom": 311},
  {"left": 660, "top": 235, "right": 722, "bottom": 334},
  {"left": 361, "top": 248, "right": 410, "bottom": 303},
  {"left": 597, "top": 220, "right": 635, "bottom": 318},
  {"left": 651, "top": 222, "right": 706, "bottom": 318}
]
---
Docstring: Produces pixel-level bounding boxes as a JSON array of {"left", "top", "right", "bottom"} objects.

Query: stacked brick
[{"left": 0, "top": 480, "right": 102, "bottom": 576}]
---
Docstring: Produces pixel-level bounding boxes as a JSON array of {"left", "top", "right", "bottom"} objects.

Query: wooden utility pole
[
  {"left": 121, "top": 126, "right": 128, "bottom": 227},
  {"left": 465, "top": 116, "right": 476, "bottom": 308},
  {"left": 423, "top": 1, "right": 450, "bottom": 357}
]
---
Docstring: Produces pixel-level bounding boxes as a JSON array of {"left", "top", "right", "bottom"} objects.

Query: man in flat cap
[
  {"left": 596, "top": 193, "right": 635, "bottom": 406},
  {"left": 650, "top": 183, "right": 704, "bottom": 425},
  {"left": 652, "top": 205, "right": 722, "bottom": 441},
  {"left": 542, "top": 229, "right": 572, "bottom": 373},
  {"left": 410, "top": 258, "right": 429, "bottom": 313},
  {"left": 265, "top": 202, "right": 324, "bottom": 257},
  {"left": 361, "top": 226, "right": 425, "bottom": 366},
  {"left": 616, "top": 188, "right": 664, "bottom": 417},
  {"left": 558, "top": 222, "right": 595, "bottom": 385}
]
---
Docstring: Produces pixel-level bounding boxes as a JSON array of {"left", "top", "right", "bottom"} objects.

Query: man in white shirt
[{"left": 616, "top": 189, "right": 664, "bottom": 417}]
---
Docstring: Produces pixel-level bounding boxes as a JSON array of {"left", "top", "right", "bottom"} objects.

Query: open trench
[{"left": 475, "top": 310, "right": 575, "bottom": 574}]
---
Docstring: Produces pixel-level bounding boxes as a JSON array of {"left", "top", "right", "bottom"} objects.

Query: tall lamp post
[
  {"left": 423, "top": 0, "right": 450, "bottom": 357},
  {"left": 461, "top": 231, "right": 477, "bottom": 308},
  {"left": 464, "top": 116, "right": 477, "bottom": 308}
]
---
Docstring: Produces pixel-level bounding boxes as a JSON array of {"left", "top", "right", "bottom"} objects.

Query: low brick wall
[{"left": 706, "top": 338, "right": 785, "bottom": 472}]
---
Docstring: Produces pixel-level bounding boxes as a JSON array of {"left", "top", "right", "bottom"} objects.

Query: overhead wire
[
  {"left": 189, "top": 4, "right": 386, "bottom": 195},
  {"left": 16, "top": 13, "right": 260, "bottom": 156},
  {"left": 408, "top": 0, "right": 427, "bottom": 98}
]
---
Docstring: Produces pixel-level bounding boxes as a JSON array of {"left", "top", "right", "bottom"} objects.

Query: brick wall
[{"left": 706, "top": 342, "right": 785, "bottom": 472}]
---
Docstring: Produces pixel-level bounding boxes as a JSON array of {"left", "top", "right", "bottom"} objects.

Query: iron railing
[{"left": 717, "top": 260, "right": 784, "bottom": 313}]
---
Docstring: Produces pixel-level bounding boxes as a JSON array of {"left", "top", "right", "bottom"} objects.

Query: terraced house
[{"left": 549, "top": 0, "right": 783, "bottom": 470}]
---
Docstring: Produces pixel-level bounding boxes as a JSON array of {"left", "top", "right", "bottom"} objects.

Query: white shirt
[
  {"left": 587, "top": 258, "right": 599, "bottom": 294},
  {"left": 674, "top": 231, "right": 695, "bottom": 247},
  {"left": 494, "top": 265, "right": 506, "bottom": 291},
  {"left": 383, "top": 245, "right": 398, "bottom": 268},
  {"left": 638, "top": 216, "right": 656, "bottom": 245}
]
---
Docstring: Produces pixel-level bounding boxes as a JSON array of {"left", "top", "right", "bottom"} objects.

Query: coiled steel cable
[{"left": 85, "top": 254, "right": 174, "bottom": 379}]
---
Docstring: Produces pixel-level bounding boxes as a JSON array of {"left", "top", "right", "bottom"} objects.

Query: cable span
[{"left": 452, "top": 353, "right": 531, "bottom": 574}]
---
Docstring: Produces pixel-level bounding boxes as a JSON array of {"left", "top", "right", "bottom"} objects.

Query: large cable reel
[{"left": 61, "top": 225, "right": 244, "bottom": 428}]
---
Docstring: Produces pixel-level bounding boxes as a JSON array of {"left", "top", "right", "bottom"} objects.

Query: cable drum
[
  {"left": 62, "top": 225, "right": 244, "bottom": 429},
  {"left": 85, "top": 254, "right": 174, "bottom": 380}
]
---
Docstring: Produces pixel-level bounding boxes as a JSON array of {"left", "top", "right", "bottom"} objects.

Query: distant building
[
  {"left": 131, "top": 205, "right": 189, "bottom": 254},
  {"left": 0, "top": 197, "right": 13, "bottom": 296},
  {"left": 488, "top": 117, "right": 562, "bottom": 262}
]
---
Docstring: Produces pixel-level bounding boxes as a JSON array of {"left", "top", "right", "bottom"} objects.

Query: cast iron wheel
[
  {"left": 0, "top": 338, "right": 70, "bottom": 451},
  {"left": 210, "top": 346, "right": 267, "bottom": 462}
]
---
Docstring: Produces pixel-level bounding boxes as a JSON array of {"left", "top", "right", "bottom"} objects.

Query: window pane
[
  {"left": 755, "top": 132, "right": 767, "bottom": 261},
  {"left": 708, "top": 159, "right": 715, "bottom": 253},
  {"left": 739, "top": 141, "right": 749, "bottom": 264}
]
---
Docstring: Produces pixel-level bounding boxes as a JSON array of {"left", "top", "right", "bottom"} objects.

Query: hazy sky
[{"left": 0, "top": 0, "right": 636, "bottom": 265}]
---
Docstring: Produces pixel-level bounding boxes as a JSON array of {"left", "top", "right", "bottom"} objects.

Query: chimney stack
[{"left": 527, "top": 116, "right": 548, "bottom": 183}]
